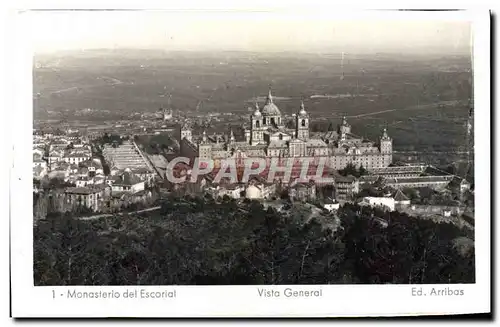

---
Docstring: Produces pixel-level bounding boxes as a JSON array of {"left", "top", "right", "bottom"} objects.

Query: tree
[
  {"left": 34, "top": 196, "right": 475, "bottom": 286},
  {"left": 338, "top": 163, "right": 357, "bottom": 177},
  {"left": 338, "top": 163, "right": 367, "bottom": 178},
  {"left": 358, "top": 165, "right": 367, "bottom": 177}
]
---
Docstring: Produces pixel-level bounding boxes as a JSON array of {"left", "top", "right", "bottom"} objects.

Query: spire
[
  {"left": 299, "top": 100, "right": 307, "bottom": 115},
  {"left": 230, "top": 129, "right": 235, "bottom": 142},
  {"left": 382, "top": 127, "right": 389, "bottom": 139},
  {"left": 202, "top": 130, "right": 207, "bottom": 142},
  {"left": 253, "top": 101, "right": 261, "bottom": 116},
  {"left": 266, "top": 87, "right": 273, "bottom": 104}
]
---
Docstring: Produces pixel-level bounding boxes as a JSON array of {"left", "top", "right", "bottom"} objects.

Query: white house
[
  {"left": 245, "top": 184, "right": 262, "bottom": 199},
  {"left": 207, "top": 184, "right": 244, "bottom": 199},
  {"left": 361, "top": 196, "right": 395, "bottom": 212},
  {"left": 63, "top": 152, "right": 91, "bottom": 165},
  {"left": 245, "top": 177, "right": 277, "bottom": 200},
  {"left": 442, "top": 209, "right": 452, "bottom": 217},
  {"left": 75, "top": 177, "right": 94, "bottom": 187},
  {"left": 323, "top": 198, "right": 340, "bottom": 212}
]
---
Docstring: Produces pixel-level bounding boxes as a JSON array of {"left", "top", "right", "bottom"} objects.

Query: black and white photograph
[{"left": 9, "top": 5, "right": 491, "bottom": 318}]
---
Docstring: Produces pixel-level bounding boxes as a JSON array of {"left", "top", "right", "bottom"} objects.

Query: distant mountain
[{"left": 35, "top": 48, "right": 473, "bottom": 67}]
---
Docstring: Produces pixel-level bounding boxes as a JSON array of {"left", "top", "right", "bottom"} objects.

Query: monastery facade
[{"left": 179, "top": 90, "right": 392, "bottom": 171}]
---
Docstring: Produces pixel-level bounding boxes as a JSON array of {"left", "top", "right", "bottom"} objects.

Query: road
[
  {"left": 346, "top": 100, "right": 464, "bottom": 119},
  {"left": 79, "top": 205, "right": 162, "bottom": 221}
]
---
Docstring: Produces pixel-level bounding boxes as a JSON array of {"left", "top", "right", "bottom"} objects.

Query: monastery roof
[
  {"left": 384, "top": 176, "right": 453, "bottom": 184},
  {"left": 394, "top": 189, "right": 410, "bottom": 201},
  {"left": 306, "top": 138, "right": 328, "bottom": 147},
  {"left": 335, "top": 175, "right": 357, "bottom": 183},
  {"left": 324, "top": 131, "right": 339, "bottom": 139},
  {"left": 369, "top": 165, "right": 426, "bottom": 174},
  {"left": 268, "top": 140, "right": 288, "bottom": 148}
]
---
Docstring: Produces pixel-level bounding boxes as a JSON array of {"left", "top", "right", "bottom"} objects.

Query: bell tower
[
  {"left": 339, "top": 116, "right": 351, "bottom": 135},
  {"left": 379, "top": 127, "right": 393, "bottom": 166},
  {"left": 251, "top": 102, "right": 264, "bottom": 145},
  {"left": 295, "top": 100, "right": 309, "bottom": 140}
]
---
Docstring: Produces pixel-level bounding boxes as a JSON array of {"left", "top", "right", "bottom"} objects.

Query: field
[{"left": 33, "top": 50, "right": 473, "bottom": 152}]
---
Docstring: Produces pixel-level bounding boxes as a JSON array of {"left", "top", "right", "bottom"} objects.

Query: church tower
[
  {"left": 295, "top": 100, "right": 309, "bottom": 140},
  {"left": 180, "top": 122, "right": 192, "bottom": 142},
  {"left": 339, "top": 116, "right": 352, "bottom": 135},
  {"left": 379, "top": 128, "right": 393, "bottom": 166},
  {"left": 251, "top": 102, "right": 264, "bottom": 145},
  {"left": 198, "top": 130, "right": 212, "bottom": 159}
]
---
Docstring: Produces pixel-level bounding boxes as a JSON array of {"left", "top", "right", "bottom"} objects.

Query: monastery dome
[
  {"left": 246, "top": 185, "right": 261, "bottom": 199},
  {"left": 261, "top": 102, "right": 281, "bottom": 116},
  {"left": 261, "top": 89, "right": 281, "bottom": 116}
]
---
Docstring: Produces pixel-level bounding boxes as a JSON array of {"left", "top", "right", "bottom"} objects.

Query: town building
[
  {"left": 62, "top": 151, "right": 91, "bottom": 165},
  {"left": 207, "top": 183, "right": 244, "bottom": 199},
  {"left": 245, "top": 177, "right": 277, "bottom": 200},
  {"left": 448, "top": 176, "right": 472, "bottom": 194},
  {"left": 335, "top": 175, "right": 359, "bottom": 201},
  {"left": 64, "top": 184, "right": 111, "bottom": 212},
  {"left": 289, "top": 180, "right": 316, "bottom": 202},
  {"left": 109, "top": 169, "right": 146, "bottom": 194}
]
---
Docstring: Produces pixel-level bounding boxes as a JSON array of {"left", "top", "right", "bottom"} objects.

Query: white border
[{"left": 9, "top": 7, "right": 490, "bottom": 317}]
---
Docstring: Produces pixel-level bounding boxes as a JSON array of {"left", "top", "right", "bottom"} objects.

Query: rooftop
[
  {"left": 112, "top": 172, "right": 143, "bottom": 186},
  {"left": 394, "top": 189, "right": 410, "bottom": 201},
  {"left": 385, "top": 176, "right": 453, "bottom": 184},
  {"left": 65, "top": 184, "right": 108, "bottom": 195},
  {"left": 335, "top": 175, "right": 356, "bottom": 183}
]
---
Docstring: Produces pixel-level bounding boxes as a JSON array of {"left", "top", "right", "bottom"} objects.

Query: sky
[{"left": 25, "top": 10, "right": 473, "bottom": 55}]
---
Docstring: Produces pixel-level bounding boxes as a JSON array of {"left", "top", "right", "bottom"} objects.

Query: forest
[{"left": 34, "top": 196, "right": 474, "bottom": 285}]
